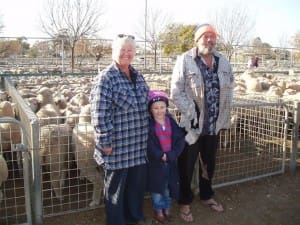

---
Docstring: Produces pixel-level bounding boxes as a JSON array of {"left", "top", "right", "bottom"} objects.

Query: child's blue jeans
[{"left": 151, "top": 182, "right": 172, "bottom": 211}]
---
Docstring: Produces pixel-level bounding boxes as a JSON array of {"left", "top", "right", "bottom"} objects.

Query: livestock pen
[{"left": 0, "top": 72, "right": 299, "bottom": 225}]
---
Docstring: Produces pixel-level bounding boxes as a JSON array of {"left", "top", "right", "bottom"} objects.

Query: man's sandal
[{"left": 201, "top": 199, "right": 224, "bottom": 213}]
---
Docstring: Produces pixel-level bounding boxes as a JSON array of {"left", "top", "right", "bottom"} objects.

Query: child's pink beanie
[{"left": 148, "top": 90, "right": 169, "bottom": 108}]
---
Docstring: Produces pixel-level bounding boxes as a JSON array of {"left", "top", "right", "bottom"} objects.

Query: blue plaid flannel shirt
[{"left": 90, "top": 62, "right": 149, "bottom": 170}]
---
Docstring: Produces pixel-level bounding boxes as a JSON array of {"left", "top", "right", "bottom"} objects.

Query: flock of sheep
[
  {"left": 234, "top": 69, "right": 300, "bottom": 101},
  {"left": 0, "top": 68, "right": 299, "bottom": 208},
  {"left": 1, "top": 76, "right": 104, "bottom": 207},
  {"left": 35, "top": 83, "right": 104, "bottom": 207}
]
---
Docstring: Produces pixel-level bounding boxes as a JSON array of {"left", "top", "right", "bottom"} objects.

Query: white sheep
[
  {"left": 0, "top": 101, "right": 21, "bottom": 152},
  {"left": 0, "top": 101, "right": 15, "bottom": 117},
  {"left": 72, "top": 104, "right": 104, "bottom": 206},
  {"left": 64, "top": 93, "right": 89, "bottom": 127},
  {"left": 0, "top": 154, "right": 8, "bottom": 203},
  {"left": 0, "top": 101, "right": 23, "bottom": 179},
  {"left": 37, "top": 87, "right": 55, "bottom": 106},
  {"left": 40, "top": 123, "right": 72, "bottom": 201},
  {"left": 221, "top": 113, "right": 239, "bottom": 149},
  {"left": 60, "top": 88, "right": 74, "bottom": 102},
  {"left": 267, "top": 85, "right": 283, "bottom": 97},
  {"left": 18, "top": 88, "right": 37, "bottom": 99},
  {"left": 68, "top": 93, "right": 89, "bottom": 107},
  {"left": 36, "top": 103, "right": 62, "bottom": 126},
  {"left": 0, "top": 90, "right": 9, "bottom": 101},
  {"left": 23, "top": 96, "right": 40, "bottom": 113},
  {"left": 54, "top": 95, "right": 68, "bottom": 114},
  {"left": 64, "top": 104, "right": 81, "bottom": 128}
]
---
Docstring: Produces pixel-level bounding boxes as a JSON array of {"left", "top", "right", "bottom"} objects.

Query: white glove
[
  {"left": 185, "top": 130, "right": 199, "bottom": 145},
  {"left": 186, "top": 102, "right": 198, "bottom": 127}
]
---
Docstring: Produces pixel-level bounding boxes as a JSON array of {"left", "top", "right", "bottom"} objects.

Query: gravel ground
[{"left": 43, "top": 166, "right": 300, "bottom": 225}]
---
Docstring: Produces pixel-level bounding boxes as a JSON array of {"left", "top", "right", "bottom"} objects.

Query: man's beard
[{"left": 198, "top": 45, "right": 216, "bottom": 55}]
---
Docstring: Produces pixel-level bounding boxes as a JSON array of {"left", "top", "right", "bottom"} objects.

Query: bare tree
[
  {"left": 290, "top": 31, "right": 300, "bottom": 49},
  {"left": 209, "top": 4, "right": 255, "bottom": 61},
  {"left": 278, "top": 34, "right": 289, "bottom": 48},
  {"left": 135, "top": 7, "right": 173, "bottom": 69},
  {"left": 40, "top": 0, "right": 105, "bottom": 72},
  {"left": 0, "top": 12, "right": 4, "bottom": 34}
]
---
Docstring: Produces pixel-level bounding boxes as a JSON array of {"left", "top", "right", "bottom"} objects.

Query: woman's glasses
[{"left": 117, "top": 34, "right": 135, "bottom": 40}]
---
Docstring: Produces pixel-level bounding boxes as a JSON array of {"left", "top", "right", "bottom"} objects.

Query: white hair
[{"left": 112, "top": 36, "right": 136, "bottom": 61}]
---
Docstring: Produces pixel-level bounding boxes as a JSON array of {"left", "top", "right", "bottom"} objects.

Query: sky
[{"left": 0, "top": 0, "right": 299, "bottom": 47}]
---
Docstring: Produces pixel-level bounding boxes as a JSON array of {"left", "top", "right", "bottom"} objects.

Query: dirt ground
[{"left": 43, "top": 166, "right": 300, "bottom": 225}]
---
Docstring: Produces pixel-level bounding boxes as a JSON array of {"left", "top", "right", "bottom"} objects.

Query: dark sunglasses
[{"left": 117, "top": 34, "right": 135, "bottom": 40}]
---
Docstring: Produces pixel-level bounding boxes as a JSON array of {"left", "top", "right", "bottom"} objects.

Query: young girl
[{"left": 147, "top": 90, "right": 185, "bottom": 224}]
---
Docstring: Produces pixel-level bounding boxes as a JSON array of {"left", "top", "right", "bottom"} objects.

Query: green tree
[{"left": 160, "top": 23, "right": 196, "bottom": 56}]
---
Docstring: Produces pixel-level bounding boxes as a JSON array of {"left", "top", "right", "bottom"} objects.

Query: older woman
[{"left": 90, "top": 34, "right": 151, "bottom": 225}]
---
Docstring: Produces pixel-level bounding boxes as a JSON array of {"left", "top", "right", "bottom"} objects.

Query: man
[{"left": 171, "top": 23, "right": 234, "bottom": 222}]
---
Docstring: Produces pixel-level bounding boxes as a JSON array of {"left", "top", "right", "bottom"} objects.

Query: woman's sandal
[{"left": 179, "top": 209, "right": 194, "bottom": 222}]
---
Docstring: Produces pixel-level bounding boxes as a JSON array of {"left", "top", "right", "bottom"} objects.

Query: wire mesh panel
[
  {"left": 38, "top": 116, "right": 105, "bottom": 218},
  {"left": 232, "top": 94, "right": 300, "bottom": 169},
  {"left": 0, "top": 150, "right": 27, "bottom": 225},
  {"left": 214, "top": 102, "right": 287, "bottom": 187},
  {"left": 159, "top": 100, "right": 288, "bottom": 190},
  {"left": 144, "top": 74, "right": 171, "bottom": 95},
  {"left": 0, "top": 118, "right": 32, "bottom": 225}
]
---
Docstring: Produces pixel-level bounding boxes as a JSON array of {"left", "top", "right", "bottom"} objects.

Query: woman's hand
[{"left": 102, "top": 147, "right": 113, "bottom": 155}]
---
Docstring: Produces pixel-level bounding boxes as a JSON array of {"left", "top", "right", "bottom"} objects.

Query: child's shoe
[
  {"left": 153, "top": 210, "right": 166, "bottom": 224},
  {"left": 163, "top": 208, "right": 172, "bottom": 222}
]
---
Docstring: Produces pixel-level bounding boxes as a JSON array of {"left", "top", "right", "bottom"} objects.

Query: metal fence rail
[{"left": 1, "top": 37, "right": 300, "bottom": 76}]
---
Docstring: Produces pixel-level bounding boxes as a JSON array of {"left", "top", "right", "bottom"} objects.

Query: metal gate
[{"left": 189, "top": 101, "right": 289, "bottom": 190}]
